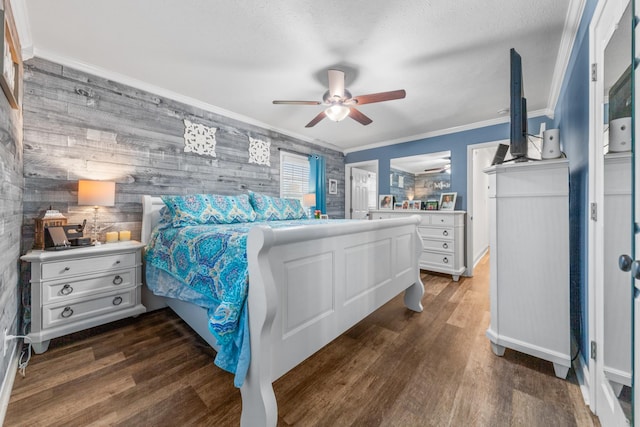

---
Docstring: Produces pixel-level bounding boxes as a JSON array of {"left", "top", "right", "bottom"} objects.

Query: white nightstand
[{"left": 21, "top": 241, "right": 147, "bottom": 353}]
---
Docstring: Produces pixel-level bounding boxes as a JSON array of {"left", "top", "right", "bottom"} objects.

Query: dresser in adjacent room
[
  {"left": 21, "top": 241, "right": 147, "bottom": 353},
  {"left": 369, "top": 210, "right": 466, "bottom": 281}
]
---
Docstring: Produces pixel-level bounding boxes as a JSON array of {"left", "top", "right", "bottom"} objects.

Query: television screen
[{"left": 510, "top": 48, "right": 528, "bottom": 160}]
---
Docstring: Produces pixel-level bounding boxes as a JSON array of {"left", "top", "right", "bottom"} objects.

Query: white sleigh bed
[{"left": 141, "top": 195, "right": 424, "bottom": 426}]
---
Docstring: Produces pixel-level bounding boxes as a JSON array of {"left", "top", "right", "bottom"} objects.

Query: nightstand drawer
[
  {"left": 429, "top": 214, "right": 455, "bottom": 226},
  {"left": 418, "top": 226, "right": 454, "bottom": 240},
  {"left": 420, "top": 251, "right": 456, "bottom": 267},
  {"left": 43, "top": 288, "right": 136, "bottom": 329},
  {"left": 422, "top": 239, "right": 454, "bottom": 253},
  {"left": 43, "top": 269, "right": 135, "bottom": 304},
  {"left": 41, "top": 252, "right": 136, "bottom": 280}
]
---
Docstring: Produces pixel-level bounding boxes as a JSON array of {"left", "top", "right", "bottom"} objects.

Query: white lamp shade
[
  {"left": 78, "top": 180, "right": 115, "bottom": 207},
  {"left": 325, "top": 104, "right": 350, "bottom": 122},
  {"left": 303, "top": 193, "right": 316, "bottom": 207}
]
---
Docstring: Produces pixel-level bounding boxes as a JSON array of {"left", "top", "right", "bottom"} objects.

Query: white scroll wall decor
[
  {"left": 183, "top": 119, "right": 217, "bottom": 157},
  {"left": 248, "top": 137, "right": 271, "bottom": 166}
]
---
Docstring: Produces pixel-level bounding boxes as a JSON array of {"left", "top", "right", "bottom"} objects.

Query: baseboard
[
  {"left": 571, "top": 335, "right": 591, "bottom": 407},
  {"left": 0, "top": 340, "right": 20, "bottom": 426}
]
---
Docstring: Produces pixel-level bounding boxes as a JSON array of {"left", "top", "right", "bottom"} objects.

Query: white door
[
  {"left": 350, "top": 167, "right": 371, "bottom": 219},
  {"left": 591, "top": 0, "right": 633, "bottom": 425},
  {"left": 634, "top": 0, "right": 640, "bottom": 422}
]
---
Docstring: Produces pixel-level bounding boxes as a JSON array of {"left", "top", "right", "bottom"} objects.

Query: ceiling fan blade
[
  {"left": 348, "top": 107, "right": 373, "bottom": 126},
  {"left": 273, "top": 100, "right": 321, "bottom": 105},
  {"left": 353, "top": 89, "right": 406, "bottom": 105},
  {"left": 305, "top": 111, "right": 327, "bottom": 128},
  {"left": 328, "top": 69, "right": 345, "bottom": 99}
]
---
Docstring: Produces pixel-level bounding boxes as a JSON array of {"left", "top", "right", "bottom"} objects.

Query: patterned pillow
[
  {"left": 208, "top": 194, "right": 257, "bottom": 223},
  {"left": 284, "top": 198, "right": 308, "bottom": 219},
  {"left": 249, "top": 192, "right": 308, "bottom": 220},
  {"left": 161, "top": 194, "right": 212, "bottom": 227},
  {"left": 161, "top": 194, "right": 257, "bottom": 227}
]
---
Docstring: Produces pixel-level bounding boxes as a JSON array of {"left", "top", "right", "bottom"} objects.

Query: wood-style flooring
[{"left": 5, "top": 255, "right": 599, "bottom": 426}]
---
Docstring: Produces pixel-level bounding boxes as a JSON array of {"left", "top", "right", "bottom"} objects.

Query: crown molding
[
  {"left": 29, "top": 47, "right": 345, "bottom": 154},
  {"left": 546, "top": 0, "right": 587, "bottom": 112},
  {"left": 342, "top": 108, "right": 553, "bottom": 154}
]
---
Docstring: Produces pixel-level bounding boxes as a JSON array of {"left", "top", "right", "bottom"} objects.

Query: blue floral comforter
[{"left": 144, "top": 219, "right": 333, "bottom": 387}]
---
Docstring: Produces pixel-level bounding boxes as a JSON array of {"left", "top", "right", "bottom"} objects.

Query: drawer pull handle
[
  {"left": 113, "top": 296, "right": 123, "bottom": 306},
  {"left": 60, "top": 284, "right": 74, "bottom": 295},
  {"left": 442, "top": 230, "right": 448, "bottom": 236},
  {"left": 61, "top": 306, "right": 74, "bottom": 318},
  {"left": 115, "top": 260, "right": 121, "bottom": 264},
  {"left": 112, "top": 275, "right": 124, "bottom": 285},
  {"left": 442, "top": 243, "right": 449, "bottom": 249},
  {"left": 443, "top": 257, "right": 449, "bottom": 264},
  {"left": 64, "top": 266, "right": 71, "bottom": 271}
]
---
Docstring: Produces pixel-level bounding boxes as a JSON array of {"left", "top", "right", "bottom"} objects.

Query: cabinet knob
[
  {"left": 619, "top": 254, "right": 633, "bottom": 272},
  {"left": 112, "top": 296, "right": 123, "bottom": 306},
  {"left": 61, "top": 306, "right": 74, "bottom": 318},
  {"left": 64, "top": 266, "right": 71, "bottom": 271},
  {"left": 443, "top": 257, "right": 449, "bottom": 264},
  {"left": 442, "top": 230, "right": 449, "bottom": 236},
  {"left": 112, "top": 275, "right": 123, "bottom": 285},
  {"left": 60, "top": 284, "right": 74, "bottom": 295},
  {"left": 115, "top": 260, "right": 121, "bottom": 264},
  {"left": 442, "top": 242, "right": 449, "bottom": 249}
]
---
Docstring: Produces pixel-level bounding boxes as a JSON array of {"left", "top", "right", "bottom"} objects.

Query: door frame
[{"left": 345, "top": 160, "right": 379, "bottom": 219}]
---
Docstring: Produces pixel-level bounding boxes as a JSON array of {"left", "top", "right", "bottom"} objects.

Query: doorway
[
  {"left": 344, "top": 160, "right": 378, "bottom": 219},
  {"left": 466, "top": 140, "right": 506, "bottom": 278}
]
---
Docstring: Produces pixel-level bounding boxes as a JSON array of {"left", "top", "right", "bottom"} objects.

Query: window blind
[{"left": 280, "top": 152, "right": 310, "bottom": 201}]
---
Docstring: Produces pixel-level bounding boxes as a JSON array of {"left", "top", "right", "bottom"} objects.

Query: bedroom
[{"left": 0, "top": 0, "right": 631, "bottom": 425}]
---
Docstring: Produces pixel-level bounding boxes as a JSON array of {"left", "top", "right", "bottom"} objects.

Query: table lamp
[
  {"left": 303, "top": 193, "right": 316, "bottom": 218},
  {"left": 78, "top": 180, "right": 115, "bottom": 244}
]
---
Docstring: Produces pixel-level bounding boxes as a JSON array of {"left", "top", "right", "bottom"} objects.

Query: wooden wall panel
[{"left": 22, "top": 58, "right": 345, "bottom": 249}]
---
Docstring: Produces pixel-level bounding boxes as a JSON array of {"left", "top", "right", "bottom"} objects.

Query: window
[{"left": 280, "top": 151, "right": 310, "bottom": 202}]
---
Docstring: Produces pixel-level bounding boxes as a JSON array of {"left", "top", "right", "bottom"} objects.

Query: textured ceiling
[{"left": 18, "top": 0, "right": 577, "bottom": 152}]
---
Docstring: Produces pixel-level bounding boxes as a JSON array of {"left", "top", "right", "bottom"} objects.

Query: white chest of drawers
[
  {"left": 21, "top": 241, "right": 147, "bottom": 353},
  {"left": 370, "top": 210, "right": 466, "bottom": 281}
]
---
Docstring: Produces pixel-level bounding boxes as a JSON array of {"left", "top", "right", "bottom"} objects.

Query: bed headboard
[{"left": 141, "top": 195, "right": 165, "bottom": 245}]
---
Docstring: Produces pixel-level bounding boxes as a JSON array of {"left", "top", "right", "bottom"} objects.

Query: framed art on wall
[
  {"left": 0, "top": 2, "right": 21, "bottom": 110},
  {"left": 328, "top": 179, "right": 338, "bottom": 195}
]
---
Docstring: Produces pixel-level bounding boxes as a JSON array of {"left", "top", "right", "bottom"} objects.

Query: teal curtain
[{"left": 309, "top": 154, "right": 326, "bottom": 214}]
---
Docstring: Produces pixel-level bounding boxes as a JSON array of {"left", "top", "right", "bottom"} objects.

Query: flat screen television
[{"left": 510, "top": 48, "right": 528, "bottom": 161}]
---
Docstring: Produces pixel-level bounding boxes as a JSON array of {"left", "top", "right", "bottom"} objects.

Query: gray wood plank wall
[
  {"left": 22, "top": 58, "right": 345, "bottom": 249},
  {"left": 0, "top": 55, "right": 23, "bottom": 389}
]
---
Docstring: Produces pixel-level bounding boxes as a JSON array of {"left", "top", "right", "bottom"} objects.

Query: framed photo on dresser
[
  {"left": 439, "top": 192, "right": 457, "bottom": 210},
  {"left": 379, "top": 195, "right": 393, "bottom": 210}
]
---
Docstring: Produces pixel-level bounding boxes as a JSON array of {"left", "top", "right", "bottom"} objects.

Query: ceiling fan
[{"left": 273, "top": 69, "right": 406, "bottom": 128}]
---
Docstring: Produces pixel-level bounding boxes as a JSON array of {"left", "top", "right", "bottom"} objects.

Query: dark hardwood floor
[{"left": 5, "top": 255, "right": 599, "bottom": 426}]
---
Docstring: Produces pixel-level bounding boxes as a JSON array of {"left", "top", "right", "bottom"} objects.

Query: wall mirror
[{"left": 389, "top": 151, "right": 451, "bottom": 208}]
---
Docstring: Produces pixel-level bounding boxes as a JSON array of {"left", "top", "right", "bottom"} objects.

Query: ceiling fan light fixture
[{"left": 325, "top": 104, "right": 350, "bottom": 122}]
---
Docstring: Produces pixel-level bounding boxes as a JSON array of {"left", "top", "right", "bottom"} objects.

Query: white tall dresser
[{"left": 484, "top": 159, "right": 570, "bottom": 378}]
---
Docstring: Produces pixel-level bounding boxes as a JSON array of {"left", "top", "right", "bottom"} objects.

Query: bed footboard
[{"left": 241, "top": 217, "right": 423, "bottom": 427}]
